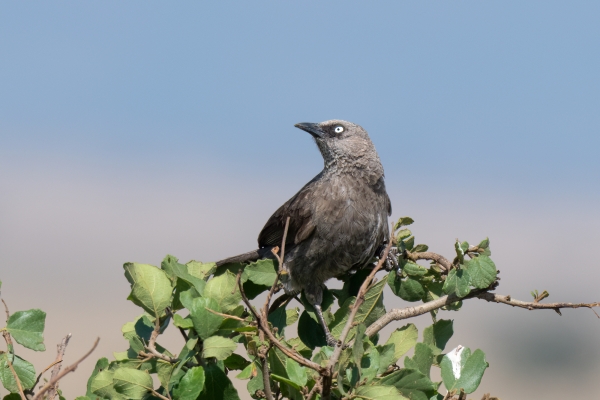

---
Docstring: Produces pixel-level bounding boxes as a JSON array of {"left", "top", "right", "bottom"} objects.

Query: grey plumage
[{"left": 217, "top": 120, "right": 391, "bottom": 346}]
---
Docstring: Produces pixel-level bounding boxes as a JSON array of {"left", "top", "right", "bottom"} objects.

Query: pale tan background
[{"left": 1, "top": 164, "right": 599, "bottom": 399}]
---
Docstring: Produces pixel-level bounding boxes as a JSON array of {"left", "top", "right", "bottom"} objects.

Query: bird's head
[{"left": 294, "top": 120, "right": 383, "bottom": 176}]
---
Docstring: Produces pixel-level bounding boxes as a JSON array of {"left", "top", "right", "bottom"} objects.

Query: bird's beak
[{"left": 294, "top": 122, "right": 325, "bottom": 139}]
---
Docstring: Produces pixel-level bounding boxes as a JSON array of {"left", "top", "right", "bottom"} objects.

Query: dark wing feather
[{"left": 258, "top": 178, "right": 318, "bottom": 248}]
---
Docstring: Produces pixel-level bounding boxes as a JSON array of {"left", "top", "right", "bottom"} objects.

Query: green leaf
[
  {"left": 441, "top": 347, "right": 488, "bottom": 394},
  {"left": 399, "top": 278, "right": 426, "bottom": 302},
  {"left": 355, "top": 385, "right": 408, "bottom": 400},
  {"left": 242, "top": 259, "right": 277, "bottom": 286},
  {"left": 6, "top": 309, "right": 46, "bottom": 351},
  {"left": 388, "top": 272, "right": 426, "bottom": 302},
  {"left": 404, "top": 343, "right": 435, "bottom": 378},
  {"left": 124, "top": 263, "right": 172, "bottom": 317},
  {"left": 202, "top": 336, "right": 237, "bottom": 360},
  {"left": 86, "top": 357, "right": 109, "bottom": 398},
  {"left": 396, "top": 229, "right": 412, "bottom": 241},
  {"left": 199, "top": 363, "right": 240, "bottom": 400},
  {"left": 286, "top": 308, "right": 300, "bottom": 325},
  {"left": 236, "top": 363, "right": 254, "bottom": 380},
  {"left": 298, "top": 310, "right": 326, "bottom": 349},
  {"left": 376, "top": 343, "right": 397, "bottom": 374},
  {"left": 394, "top": 217, "right": 415, "bottom": 231},
  {"left": 464, "top": 255, "right": 497, "bottom": 289},
  {"left": 224, "top": 354, "right": 250, "bottom": 371},
  {"left": 379, "top": 368, "right": 437, "bottom": 400},
  {"left": 173, "top": 314, "right": 194, "bottom": 329},
  {"left": 268, "top": 306, "right": 287, "bottom": 336},
  {"left": 477, "top": 238, "right": 490, "bottom": 249},
  {"left": 186, "top": 260, "right": 217, "bottom": 280},
  {"left": 0, "top": 354, "right": 36, "bottom": 392},
  {"left": 204, "top": 271, "right": 242, "bottom": 313},
  {"left": 285, "top": 358, "right": 307, "bottom": 387},
  {"left": 173, "top": 366, "right": 205, "bottom": 400},
  {"left": 188, "top": 297, "right": 223, "bottom": 339},
  {"left": 454, "top": 241, "right": 465, "bottom": 264},
  {"left": 162, "top": 255, "right": 206, "bottom": 295},
  {"left": 331, "top": 277, "right": 387, "bottom": 340},
  {"left": 385, "top": 324, "right": 418, "bottom": 362},
  {"left": 412, "top": 244, "right": 429, "bottom": 253},
  {"left": 113, "top": 368, "right": 153, "bottom": 399},
  {"left": 403, "top": 262, "right": 428, "bottom": 277},
  {"left": 360, "top": 344, "right": 381, "bottom": 384},
  {"left": 352, "top": 324, "right": 367, "bottom": 366},
  {"left": 91, "top": 370, "right": 122, "bottom": 400},
  {"left": 286, "top": 337, "right": 313, "bottom": 359},
  {"left": 442, "top": 269, "right": 470, "bottom": 298},
  {"left": 271, "top": 374, "right": 302, "bottom": 391},
  {"left": 423, "top": 319, "right": 454, "bottom": 355}
]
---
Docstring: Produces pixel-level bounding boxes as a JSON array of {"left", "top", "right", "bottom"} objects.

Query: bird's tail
[{"left": 215, "top": 249, "right": 262, "bottom": 267}]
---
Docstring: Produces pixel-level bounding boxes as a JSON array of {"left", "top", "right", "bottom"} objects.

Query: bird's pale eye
[{"left": 334, "top": 126, "right": 344, "bottom": 134}]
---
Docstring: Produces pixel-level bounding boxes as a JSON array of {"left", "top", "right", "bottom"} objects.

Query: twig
[
  {"left": 364, "top": 289, "right": 600, "bottom": 339},
  {"left": 1, "top": 298, "right": 10, "bottom": 321},
  {"left": 407, "top": 251, "right": 452, "bottom": 272},
  {"left": 476, "top": 293, "right": 600, "bottom": 314},
  {"left": 46, "top": 333, "right": 72, "bottom": 400},
  {"left": 306, "top": 378, "right": 322, "bottom": 400},
  {"left": 143, "top": 317, "right": 178, "bottom": 363},
  {"left": 150, "top": 388, "right": 171, "bottom": 400},
  {"left": 32, "top": 337, "right": 100, "bottom": 400},
  {"left": 322, "top": 237, "right": 394, "bottom": 399},
  {"left": 263, "top": 217, "right": 291, "bottom": 319},
  {"left": 236, "top": 271, "right": 323, "bottom": 372},
  {"left": 205, "top": 307, "right": 250, "bottom": 323},
  {"left": 2, "top": 330, "right": 26, "bottom": 400}
]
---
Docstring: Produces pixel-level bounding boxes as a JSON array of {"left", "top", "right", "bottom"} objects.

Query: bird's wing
[{"left": 258, "top": 179, "right": 318, "bottom": 248}]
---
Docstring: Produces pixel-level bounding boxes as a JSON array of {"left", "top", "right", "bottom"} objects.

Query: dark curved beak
[{"left": 294, "top": 122, "right": 324, "bottom": 139}]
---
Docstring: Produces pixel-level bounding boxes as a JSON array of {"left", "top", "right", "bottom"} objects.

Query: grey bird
[{"left": 216, "top": 120, "right": 392, "bottom": 346}]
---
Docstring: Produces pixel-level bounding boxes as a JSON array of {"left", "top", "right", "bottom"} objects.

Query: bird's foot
[
  {"left": 325, "top": 333, "right": 340, "bottom": 348},
  {"left": 383, "top": 246, "right": 399, "bottom": 271}
]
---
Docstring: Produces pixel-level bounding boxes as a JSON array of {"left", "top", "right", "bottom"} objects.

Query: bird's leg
[{"left": 313, "top": 304, "right": 339, "bottom": 347}]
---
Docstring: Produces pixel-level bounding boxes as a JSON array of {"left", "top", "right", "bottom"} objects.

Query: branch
[
  {"left": 365, "top": 291, "right": 475, "bottom": 338},
  {"left": 32, "top": 337, "right": 100, "bottom": 400},
  {"left": 365, "top": 288, "right": 600, "bottom": 339},
  {"left": 140, "top": 317, "right": 179, "bottom": 364},
  {"left": 46, "top": 333, "right": 72, "bottom": 400},
  {"left": 476, "top": 293, "right": 600, "bottom": 316},
  {"left": 236, "top": 271, "right": 323, "bottom": 373},
  {"left": 407, "top": 251, "right": 452, "bottom": 272}
]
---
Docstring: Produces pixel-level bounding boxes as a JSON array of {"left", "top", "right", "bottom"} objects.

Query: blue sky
[
  {"left": 1, "top": 2, "right": 599, "bottom": 399},
  {"left": 2, "top": 1, "right": 599, "bottom": 195}
]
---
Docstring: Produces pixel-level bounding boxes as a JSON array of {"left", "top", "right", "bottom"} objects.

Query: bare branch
[
  {"left": 142, "top": 317, "right": 178, "bottom": 363},
  {"left": 46, "top": 333, "right": 72, "bottom": 400},
  {"left": 407, "top": 251, "right": 452, "bottom": 272},
  {"left": 365, "top": 292, "right": 471, "bottom": 338},
  {"left": 236, "top": 270, "right": 323, "bottom": 373},
  {"left": 306, "top": 378, "right": 322, "bottom": 400},
  {"left": 32, "top": 337, "right": 100, "bottom": 400},
  {"left": 476, "top": 293, "right": 600, "bottom": 314},
  {"left": 1, "top": 298, "right": 10, "bottom": 321}
]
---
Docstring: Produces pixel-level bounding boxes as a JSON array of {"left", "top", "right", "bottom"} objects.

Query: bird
[{"left": 216, "top": 120, "right": 392, "bottom": 346}]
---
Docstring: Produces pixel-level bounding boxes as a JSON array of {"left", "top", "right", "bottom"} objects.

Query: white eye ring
[{"left": 334, "top": 126, "right": 344, "bottom": 134}]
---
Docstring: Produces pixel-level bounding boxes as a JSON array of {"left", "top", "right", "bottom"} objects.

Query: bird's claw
[
  {"left": 383, "top": 246, "right": 399, "bottom": 271},
  {"left": 326, "top": 333, "right": 340, "bottom": 348}
]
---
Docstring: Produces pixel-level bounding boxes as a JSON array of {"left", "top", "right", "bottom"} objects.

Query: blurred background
[{"left": 1, "top": 1, "right": 599, "bottom": 398}]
